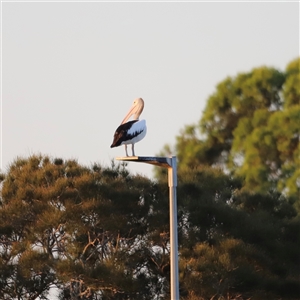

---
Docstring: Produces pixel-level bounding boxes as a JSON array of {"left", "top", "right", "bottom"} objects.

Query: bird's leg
[
  {"left": 125, "top": 145, "right": 129, "bottom": 157},
  {"left": 132, "top": 144, "right": 135, "bottom": 156}
]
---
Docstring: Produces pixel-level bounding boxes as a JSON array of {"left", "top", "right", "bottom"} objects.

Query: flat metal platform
[{"left": 115, "top": 156, "right": 172, "bottom": 168}]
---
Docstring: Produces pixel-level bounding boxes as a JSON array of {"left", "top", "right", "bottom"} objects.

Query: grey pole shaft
[{"left": 168, "top": 156, "right": 179, "bottom": 299}]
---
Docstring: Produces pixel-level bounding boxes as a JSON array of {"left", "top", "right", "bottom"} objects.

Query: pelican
[{"left": 110, "top": 98, "right": 147, "bottom": 156}]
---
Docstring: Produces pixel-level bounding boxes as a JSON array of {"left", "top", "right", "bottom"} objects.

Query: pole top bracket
[{"left": 116, "top": 156, "right": 173, "bottom": 168}]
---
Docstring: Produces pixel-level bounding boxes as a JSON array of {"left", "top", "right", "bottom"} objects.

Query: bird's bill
[
  {"left": 121, "top": 105, "right": 137, "bottom": 124},
  {"left": 121, "top": 100, "right": 144, "bottom": 124}
]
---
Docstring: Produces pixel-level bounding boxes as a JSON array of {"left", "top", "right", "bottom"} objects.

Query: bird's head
[{"left": 121, "top": 98, "right": 144, "bottom": 124}]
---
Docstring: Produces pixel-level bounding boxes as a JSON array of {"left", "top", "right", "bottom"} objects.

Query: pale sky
[{"left": 1, "top": 1, "right": 299, "bottom": 178}]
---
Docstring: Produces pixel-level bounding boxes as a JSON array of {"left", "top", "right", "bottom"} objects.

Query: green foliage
[
  {"left": 233, "top": 104, "right": 300, "bottom": 196},
  {"left": 1, "top": 154, "right": 299, "bottom": 299},
  {"left": 159, "top": 58, "right": 300, "bottom": 200},
  {"left": 155, "top": 59, "right": 300, "bottom": 298},
  {"left": 0, "top": 155, "right": 170, "bottom": 299},
  {"left": 177, "top": 167, "right": 300, "bottom": 300},
  {"left": 284, "top": 58, "right": 300, "bottom": 108}
]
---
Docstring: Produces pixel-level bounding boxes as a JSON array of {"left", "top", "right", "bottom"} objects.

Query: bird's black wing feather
[{"left": 110, "top": 120, "right": 139, "bottom": 148}]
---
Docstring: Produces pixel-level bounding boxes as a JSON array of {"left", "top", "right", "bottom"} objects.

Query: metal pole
[
  {"left": 168, "top": 156, "right": 179, "bottom": 300},
  {"left": 115, "top": 155, "right": 179, "bottom": 299}
]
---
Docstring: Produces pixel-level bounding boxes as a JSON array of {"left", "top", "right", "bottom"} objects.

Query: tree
[
  {"left": 161, "top": 58, "right": 300, "bottom": 199},
  {"left": 0, "top": 155, "right": 171, "bottom": 299},
  {"left": 154, "top": 58, "right": 300, "bottom": 299},
  {"left": 1, "top": 154, "right": 299, "bottom": 299},
  {"left": 176, "top": 166, "right": 300, "bottom": 300}
]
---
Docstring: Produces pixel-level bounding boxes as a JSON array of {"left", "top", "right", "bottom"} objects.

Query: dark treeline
[{"left": 0, "top": 156, "right": 299, "bottom": 300}]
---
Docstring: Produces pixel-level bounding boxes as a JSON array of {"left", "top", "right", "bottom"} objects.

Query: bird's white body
[{"left": 120, "top": 120, "right": 147, "bottom": 145}]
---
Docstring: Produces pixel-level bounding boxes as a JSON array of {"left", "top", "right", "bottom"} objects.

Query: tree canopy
[
  {"left": 164, "top": 58, "right": 300, "bottom": 200},
  {"left": 0, "top": 155, "right": 171, "bottom": 299},
  {"left": 1, "top": 154, "right": 299, "bottom": 299}
]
